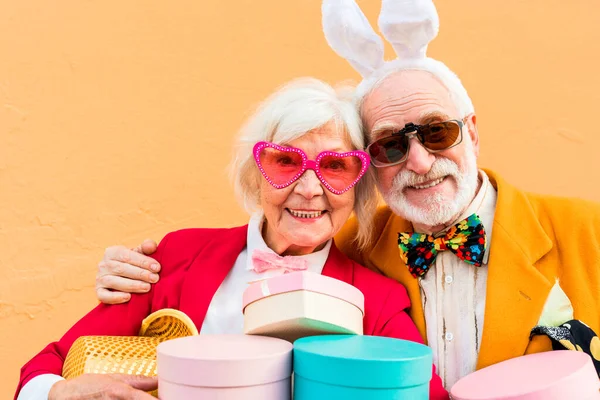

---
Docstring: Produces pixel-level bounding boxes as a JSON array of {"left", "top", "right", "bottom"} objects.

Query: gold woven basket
[{"left": 63, "top": 308, "right": 198, "bottom": 395}]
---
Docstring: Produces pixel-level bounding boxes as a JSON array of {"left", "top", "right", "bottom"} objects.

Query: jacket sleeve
[
  {"left": 12, "top": 231, "right": 178, "bottom": 399},
  {"left": 14, "top": 293, "right": 153, "bottom": 399},
  {"left": 376, "top": 284, "right": 449, "bottom": 400}
]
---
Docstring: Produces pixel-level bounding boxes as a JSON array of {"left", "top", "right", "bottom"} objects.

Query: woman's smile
[{"left": 286, "top": 208, "right": 328, "bottom": 221}]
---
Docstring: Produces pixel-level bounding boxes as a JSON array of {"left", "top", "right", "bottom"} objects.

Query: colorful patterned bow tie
[
  {"left": 398, "top": 214, "right": 487, "bottom": 278},
  {"left": 250, "top": 249, "right": 309, "bottom": 274}
]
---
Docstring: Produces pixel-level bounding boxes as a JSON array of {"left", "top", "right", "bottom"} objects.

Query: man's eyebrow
[
  {"left": 371, "top": 122, "right": 403, "bottom": 137},
  {"left": 418, "top": 111, "right": 449, "bottom": 124},
  {"left": 371, "top": 112, "right": 451, "bottom": 137}
]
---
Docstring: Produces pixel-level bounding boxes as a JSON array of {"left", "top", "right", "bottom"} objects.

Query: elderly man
[
  {"left": 336, "top": 66, "right": 600, "bottom": 384},
  {"left": 96, "top": 0, "right": 600, "bottom": 390}
]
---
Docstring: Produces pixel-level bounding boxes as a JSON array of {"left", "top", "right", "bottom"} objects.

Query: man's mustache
[{"left": 392, "top": 158, "right": 461, "bottom": 190}]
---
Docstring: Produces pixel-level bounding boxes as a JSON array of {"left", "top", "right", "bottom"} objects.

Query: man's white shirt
[{"left": 417, "top": 170, "right": 497, "bottom": 388}]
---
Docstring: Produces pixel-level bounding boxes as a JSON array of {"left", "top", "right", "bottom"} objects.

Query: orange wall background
[{"left": 1, "top": 0, "right": 599, "bottom": 395}]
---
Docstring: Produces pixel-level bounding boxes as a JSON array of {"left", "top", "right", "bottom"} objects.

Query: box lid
[
  {"left": 450, "top": 351, "right": 600, "bottom": 399},
  {"left": 157, "top": 334, "right": 292, "bottom": 387},
  {"left": 293, "top": 335, "right": 432, "bottom": 389},
  {"left": 242, "top": 271, "right": 364, "bottom": 314}
]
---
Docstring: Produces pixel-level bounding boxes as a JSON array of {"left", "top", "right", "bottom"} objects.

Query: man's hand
[
  {"left": 96, "top": 239, "right": 160, "bottom": 304},
  {"left": 48, "top": 374, "right": 157, "bottom": 399}
]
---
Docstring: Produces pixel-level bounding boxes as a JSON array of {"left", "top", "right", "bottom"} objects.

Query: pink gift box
[
  {"left": 157, "top": 334, "right": 293, "bottom": 399},
  {"left": 242, "top": 271, "right": 365, "bottom": 342},
  {"left": 450, "top": 351, "right": 600, "bottom": 399}
]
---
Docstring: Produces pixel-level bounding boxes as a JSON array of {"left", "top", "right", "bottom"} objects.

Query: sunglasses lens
[
  {"left": 368, "top": 135, "right": 409, "bottom": 166},
  {"left": 319, "top": 154, "right": 364, "bottom": 192},
  {"left": 367, "top": 120, "right": 463, "bottom": 166},
  {"left": 258, "top": 147, "right": 304, "bottom": 186},
  {"left": 421, "top": 121, "right": 461, "bottom": 150}
]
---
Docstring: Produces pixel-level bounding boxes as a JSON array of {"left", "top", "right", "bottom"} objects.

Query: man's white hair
[
  {"left": 354, "top": 58, "right": 475, "bottom": 129},
  {"left": 230, "top": 77, "right": 378, "bottom": 250}
]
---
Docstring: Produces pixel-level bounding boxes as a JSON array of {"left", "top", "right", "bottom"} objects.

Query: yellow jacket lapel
[
  {"left": 476, "top": 170, "right": 553, "bottom": 369},
  {"left": 367, "top": 212, "right": 428, "bottom": 342}
]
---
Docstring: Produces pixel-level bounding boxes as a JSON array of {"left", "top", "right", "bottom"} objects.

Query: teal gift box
[{"left": 293, "top": 335, "right": 432, "bottom": 399}]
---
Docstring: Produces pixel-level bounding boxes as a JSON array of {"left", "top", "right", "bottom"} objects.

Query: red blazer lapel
[
  {"left": 322, "top": 241, "right": 354, "bottom": 284},
  {"left": 177, "top": 235, "right": 352, "bottom": 330},
  {"left": 178, "top": 225, "right": 249, "bottom": 327}
]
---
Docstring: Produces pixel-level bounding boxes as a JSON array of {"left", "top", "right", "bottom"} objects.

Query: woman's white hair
[
  {"left": 230, "top": 77, "right": 377, "bottom": 250},
  {"left": 354, "top": 57, "right": 475, "bottom": 122}
]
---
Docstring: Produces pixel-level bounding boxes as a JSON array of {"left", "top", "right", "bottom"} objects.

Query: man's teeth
[
  {"left": 412, "top": 177, "right": 444, "bottom": 190},
  {"left": 289, "top": 209, "right": 323, "bottom": 219}
]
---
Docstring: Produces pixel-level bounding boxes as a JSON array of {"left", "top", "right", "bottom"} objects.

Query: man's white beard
[{"left": 380, "top": 146, "right": 479, "bottom": 228}]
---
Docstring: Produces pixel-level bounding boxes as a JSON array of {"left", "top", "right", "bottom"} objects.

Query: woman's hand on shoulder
[
  {"left": 96, "top": 239, "right": 160, "bottom": 305},
  {"left": 48, "top": 374, "right": 157, "bottom": 399}
]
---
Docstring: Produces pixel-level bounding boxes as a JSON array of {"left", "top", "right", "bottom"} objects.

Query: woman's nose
[{"left": 293, "top": 170, "right": 324, "bottom": 199}]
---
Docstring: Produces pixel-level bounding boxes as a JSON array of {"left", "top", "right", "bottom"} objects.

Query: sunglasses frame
[
  {"left": 253, "top": 141, "right": 370, "bottom": 195},
  {"left": 367, "top": 118, "right": 467, "bottom": 168}
]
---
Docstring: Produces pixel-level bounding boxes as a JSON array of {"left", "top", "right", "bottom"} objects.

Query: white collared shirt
[
  {"left": 201, "top": 211, "right": 331, "bottom": 334},
  {"left": 417, "top": 170, "right": 497, "bottom": 389},
  {"left": 18, "top": 212, "right": 332, "bottom": 399}
]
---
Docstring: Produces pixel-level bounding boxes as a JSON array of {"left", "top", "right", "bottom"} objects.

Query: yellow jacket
[{"left": 335, "top": 169, "right": 600, "bottom": 370}]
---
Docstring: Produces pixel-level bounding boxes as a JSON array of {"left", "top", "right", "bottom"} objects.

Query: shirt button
[
  {"left": 445, "top": 332, "right": 454, "bottom": 341},
  {"left": 445, "top": 275, "right": 453, "bottom": 284}
]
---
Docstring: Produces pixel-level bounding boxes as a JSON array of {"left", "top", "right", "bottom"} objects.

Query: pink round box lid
[
  {"left": 450, "top": 351, "right": 600, "bottom": 400},
  {"left": 242, "top": 271, "right": 364, "bottom": 313},
  {"left": 157, "top": 334, "right": 292, "bottom": 387}
]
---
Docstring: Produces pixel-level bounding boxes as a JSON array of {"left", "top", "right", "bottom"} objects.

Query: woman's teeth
[
  {"left": 288, "top": 209, "right": 323, "bottom": 219},
  {"left": 412, "top": 177, "right": 444, "bottom": 190}
]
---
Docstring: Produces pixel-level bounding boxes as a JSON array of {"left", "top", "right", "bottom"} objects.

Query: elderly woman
[{"left": 15, "top": 78, "right": 447, "bottom": 399}]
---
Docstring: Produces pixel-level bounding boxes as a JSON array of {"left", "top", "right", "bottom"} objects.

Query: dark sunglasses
[{"left": 366, "top": 118, "right": 466, "bottom": 167}]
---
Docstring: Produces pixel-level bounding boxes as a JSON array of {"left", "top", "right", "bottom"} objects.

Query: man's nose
[
  {"left": 293, "top": 169, "right": 324, "bottom": 199},
  {"left": 404, "top": 138, "right": 435, "bottom": 175}
]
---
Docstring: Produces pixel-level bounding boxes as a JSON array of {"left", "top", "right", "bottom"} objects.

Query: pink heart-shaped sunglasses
[{"left": 253, "top": 141, "right": 370, "bottom": 195}]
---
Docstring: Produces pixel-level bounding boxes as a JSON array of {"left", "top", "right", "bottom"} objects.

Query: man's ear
[{"left": 466, "top": 113, "right": 479, "bottom": 157}]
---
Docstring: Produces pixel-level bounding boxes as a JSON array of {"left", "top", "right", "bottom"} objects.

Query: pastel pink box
[
  {"left": 157, "top": 334, "right": 293, "bottom": 399},
  {"left": 242, "top": 271, "right": 365, "bottom": 342},
  {"left": 450, "top": 350, "right": 600, "bottom": 400}
]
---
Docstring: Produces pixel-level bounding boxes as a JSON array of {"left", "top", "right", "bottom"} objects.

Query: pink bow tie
[{"left": 251, "top": 249, "right": 309, "bottom": 274}]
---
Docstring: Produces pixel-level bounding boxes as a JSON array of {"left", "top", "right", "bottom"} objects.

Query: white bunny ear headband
[
  {"left": 322, "top": 0, "right": 474, "bottom": 116},
  {"left": 322, "top": 0, "right": 439, "bottom": 77}
]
